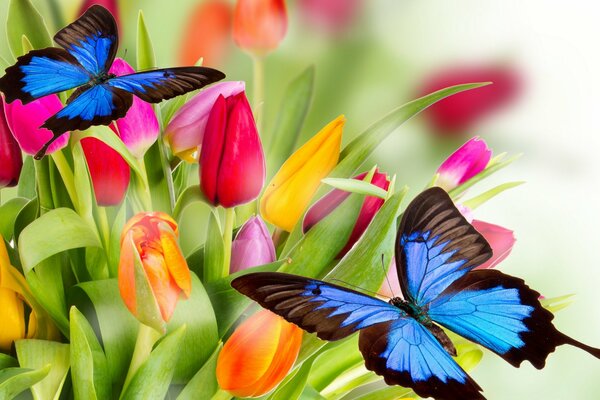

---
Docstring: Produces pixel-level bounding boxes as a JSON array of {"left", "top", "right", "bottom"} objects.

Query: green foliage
[{"left": 6, "top": 0, "right": 52, "bottom": 58}]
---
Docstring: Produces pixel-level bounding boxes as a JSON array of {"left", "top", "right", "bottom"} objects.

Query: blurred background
[{"left": 2, "top": 0, "right": 600, "bottom": 398}]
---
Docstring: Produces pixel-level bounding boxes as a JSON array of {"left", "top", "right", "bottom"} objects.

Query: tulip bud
[
  {"left": 303, "top": 169, "right": 390, "bottom": 256},
  {"left": 230, "top": 216, "right": 276, "bottom": 273},
  {"left": 4, "top": 95, "right": 69, "bottom": 156},
  {"left": 178, "top": 0, "right": 233, "bottom": 67},
  {"left": 261, "top": 115, "right": 344, "bottom": 232},
  {"left": 166, "top": 81, "right": 245, "bottom": 162},
  {"left": 421, "top": 64, "right": 519, "bottom": 135},
  {"left": 217, "top": 309, "right": 302, "bottom": 397},
  {"left": 472, "top": 220, "right": 515, "bottom": 269},
  {"left": 109, "top": 58, "right": 160, "bottom": 159},
  {"left": 81, "top": 136, "right": 130, "bottom": 206},
  {"left": 436, "top": 137, "right": 491, "bottom": 191},
  {"left": 0, "top": 98, "right": 22, "bottom": 188},
  {"left": 119, "top": 212, "right": 191, "bottom": 331},
  {"left": 233, "top": 0, "right": 288, "bottom": 56},
  {"left": 200, "top": 92, "right": 265, "bottom": 208}
]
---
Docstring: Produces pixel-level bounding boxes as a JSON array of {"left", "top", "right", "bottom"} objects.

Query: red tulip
[
  {"left": 0, "top": 98, "right": 22, "bottom": 188},
  {"left": 233, "top": 0, "right": 288, "bottom": 56},
  {"left": 81, "top": 135, "right": 130, "bottom": 206},
  {"left": 303, "top": 169, "right": 390, "bottom": 256},
  {"left": 421, "top": 64, "right": 520, "bottom": 135},
  {"left": 199, "top": 92, "right": 265, "bottom": 208},
  {"left": 178, "top": 0, "right": 233, "bottom": 67}
]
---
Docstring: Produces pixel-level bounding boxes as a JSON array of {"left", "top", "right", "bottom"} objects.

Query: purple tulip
[{"left": 230, "top": 216, "right": 275, "bottom": 273}]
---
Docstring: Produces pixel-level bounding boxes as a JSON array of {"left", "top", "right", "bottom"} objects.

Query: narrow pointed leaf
[
  {"left": 321, "top": 178, "right": 387, "bottom": 199},
  {"left": 136, "top": 11, "right": 156, "bottom": 71},
  {"left": 176, "top": 344, "right": 221, "bottom": 400},
  {"left": 203, "top": 210, "right": 225, "bottom": 283},
  {"left": 461, "top": 181, "right": 525, "bottom": 210},
  {"left": 0, "top": 365, "right": 51, "bottom": 399},
  {"left": 15, "top": 340, "right": 70, "bottom": 400},
  {"left": 6, "top": 0, "right": 52, "bottom": 58}
]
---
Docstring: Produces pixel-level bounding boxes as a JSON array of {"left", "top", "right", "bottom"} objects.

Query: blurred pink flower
[
  {"left": 165, "top": 81, "right": 245, "bottom": 162},
  {"left": 436, "top": 137, "right": 491, "bottom": 191},
  {"left": 4, "top": 95, "right": 69, "bottom": 156},
  {"left": 303, "top": 169, "right": 390, "bottom": 257},
  {"left": 109, "top": 59, "right": 159, "bottom": 159},
  {"left": 298, "top": 0, "right": 362, "bottom": 35},
  {"left": 472, "top": 220, "right": 515, "bottom": 269},
  {"left": 421, "top": 64, "right": 520, "bottom": 135},
  {"left": 230, "top": 216, "right": 276, "bottom": 273},
  {"left": 79, "top": 0, "right": 119, "bottom": 28},
  {"left": 0, "top": 98, "right": 22, "bottom": 188}
]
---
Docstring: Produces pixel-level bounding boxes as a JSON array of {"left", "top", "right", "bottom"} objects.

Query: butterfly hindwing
[
  {"left": 231, "top": 272, "right": 405, "bottom": 341},
  {"left": 54, "top": 5, "right": 118, "bottom": 75},
  {"left": 0, "top": 48, "right": 90, "bottom": 104},
  {"left": 107, "top": 67, "right": 227, "bottom": 103},
  {"left": 396, "top": 187, "right": 492, "bottom": 305},
  {"left": 41, "top": 84, "right": 132, "bottom": 134},
  {"left": 359, "top": 318, "right": 484, "bottom": 400}
]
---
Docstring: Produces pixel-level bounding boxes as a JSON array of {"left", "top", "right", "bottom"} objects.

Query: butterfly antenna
[
  {"left": 329, "top": 279, "right": 382, "bottom": 297},
  {"left": 381, "top": 254, "right": 395, "bottom": 298}
]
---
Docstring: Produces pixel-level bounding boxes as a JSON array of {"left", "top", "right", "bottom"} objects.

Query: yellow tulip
[{"left": 261, "top": 115, "right": 344, "bottom": 231}]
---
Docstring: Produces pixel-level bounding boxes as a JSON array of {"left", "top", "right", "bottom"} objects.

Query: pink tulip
[
  {"left": 303, "top": 169, "right": 390, "bottom": 257},
  {"left": 79, "top": 0, "right": 120, "bottom": 28},
  {"left": 200, "top": 92, "right": 265, "bottom": 208},
  {"left": 230, "top": 216, "right": 276, "bottom": 273},
  {"left": 472, "top": 220, "right": 515, "bottom": 269},
  {"left": 0, "top": 98, "right": 22, "bottom": 187},
  {"left": 436, "top": 137, "right": 491, "bottom": 190},
  {"left": 4, "top": 95, "right": 69, "bottom": 156},
  {"left": 108, "top": 59, "right": 159, "bottom": 159},
  {"left": 165, "top": 81, "right": 245, "bottom": 162},
  {"left": 298, "top": 0, "right": 362, "bottom": 35},
  {"left": 420, "top": 64, "right": 520, "bottom": 135}
]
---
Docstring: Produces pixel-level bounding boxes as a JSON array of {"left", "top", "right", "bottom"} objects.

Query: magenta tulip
[
  {"left": 199, "top": 92, "right": 265, "bottom": 208},
  {"left": 0, "top": 99, "right": 22, "bottom": 187},
  {"left": 472, "top": 220, "right": 515, "bottom": 269},
  {"left": 230, "top": 216, "right": 276, "bottom": 273},
  {"left": 4, "top": 95, "right": 69, "bottom": 156},
  {"left": 303, "top": 169, "right": 390, "bottom": 257},
  {"left": 166, "top": 81, "right": 245, "bottom": 162},
  {"left": 108, "top": 59, "right": 159, "bottom": 159},
  {"left": 436, "top": 137, "right": 491, "bottom": 190}
]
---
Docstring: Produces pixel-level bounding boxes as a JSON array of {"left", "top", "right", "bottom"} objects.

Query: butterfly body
[
  {"left": 0, "top": 5, "right": 225, "bottom": 159},
  {"left": 232, "top": 187, "right": 600, "bottom": 400}
]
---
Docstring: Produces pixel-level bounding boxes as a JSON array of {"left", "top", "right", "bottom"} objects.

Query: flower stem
[
  {"left": 210, "top": 389, "right": 232, "bottom": 400},
  {"left": 34, "top": 158, "right": 53, "bottom": 214},
  {"left": 252, "top": 55, "right": 266, "bottom": 137},
  {"left": 158, "top": 136, "right": 176, "bottom": 212},
  {"left": 135, "top": 159, "right": 153, "bottom": 211},
  {"left": 51, "top": 150, "right": 79, "bottom": 212},
  {"left": 222, "top": 207, "right": 236, "bottom": 278},
  {"left": 121, "top": 323, "right": 162, "bottom": 397}
]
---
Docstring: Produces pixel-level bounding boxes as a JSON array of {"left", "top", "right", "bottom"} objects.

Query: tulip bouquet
[{"left": 0, "top": 1, "right": 571, "bottom": 400}]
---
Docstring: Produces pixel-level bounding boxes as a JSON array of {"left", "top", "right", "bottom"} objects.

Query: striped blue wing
[
  {"left": 359, "top": 318, "right": 484, "bottom": 400},
  {"left": 106, "top": 67, "right": 226, "bottom": 103},
  {"left": 232, "top": 272, "right": 404, "bottom": 341},
  {"left": 396, "top": 187, "right": 492, "bottom": 305},
  {"left": 54, "top": 5, "right": 118, "bottom": 76}
]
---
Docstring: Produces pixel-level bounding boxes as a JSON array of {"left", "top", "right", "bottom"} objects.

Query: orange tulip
[
  {"left": 217, "top": 310, "right": 302, "bottom": 397},
  {"left": 118, "top": 212, "right": 191, "bottom": 331},
  {"left": 233, "top": 0, "right": 288, "bottom": 56}
]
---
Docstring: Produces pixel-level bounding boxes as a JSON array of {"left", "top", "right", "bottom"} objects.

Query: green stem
[
  {"left": 136, "top": 159, "right": 153, "bottom": 211},
  {"left": 252, "top": 55, "right": 266, "bottom": 137},
  {"left": 97, "top": 206, "right": 111, "bottom": 251},
  {"left": 34, "top": 158, "right": 54, "bottom": 214},
  {"left": 158, "top": 137, "right": 176, "bottom": 212},
  {"left": 50, "top": 150, "right": 79, "bottom": 211},
  {"left": 120, "top": 323, "right": 162, "bottom": 397},
  {"left": 210, "top": 388, "right": 232, "bottom": 400},
  {"left": 222, "top": 207, "right": 236, "bottom": 278}
]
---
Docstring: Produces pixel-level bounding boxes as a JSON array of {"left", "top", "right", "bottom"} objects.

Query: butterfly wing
[
  {"left": 232, "top": 272, "right": 405, "bottom": 341},
  {"left": 106, "top": 67, "right": 226, "bottom": 103},
  {"left": 41, "top": 84, "right": 132, "bottom": 135},
  {"left": 54, "top": 5, "right": 118, "bottom": 76},
  {"left": 359, "top": 318, "right": 484, "bottom": 400},
  {"left": 396, "top": 187, "right": 492, "bottom": 305},
  {"left": 428, "top": 269, "right": 600, "bottom": 368},
  {"left": 0, "top": 48, "right": 91, "bottom": 104}
]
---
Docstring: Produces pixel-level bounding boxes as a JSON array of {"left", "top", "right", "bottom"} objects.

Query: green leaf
[
  {"left": 173, "top": 185, "right": 208, "bottom": 222},
  {"left": 6, "top": 0, "right": 52, "bottom": 58},
  {"left": 15, "top": 340, "right": 70, "bottom": 400},
  {"left": 0, "top": 55, "right": 10, "bottom": 71},
  {"left": 321, "top": 178, "right": 387, "bottom": 199},
  {"left": 71, "top": 141, "right": 97, "bottom": 229},
  {"left": 333, "top": 83, "right": 491, "bottom": 179},
  {"left": 268, "top": 354, "right": 317, "bottom": 400},
  {"left": 541, "top": 294, "right": 575, "bottom": 313},
  {"left": 267, "top": 66, "right": 315, "bottom": 176},
  {"left": 108, "top": 203, "right": 127, "bottom": 278},
  {"left": 17, "top": 156, "right": 36, "bottom": 199},
  {"left": 0, "top": 198, "right": 28, "bottom": 240},
  {"left": 203, "top": 210, "right": 225, "bottom": 283},
  {"left": 136, "top": 11, "right": 156, "bottom": 71},
  {"left": 461, "top": 181, "right": 525, "bottom": 210},
  {"left": 350, "top": 386, "right": 414, "bottom": 400},
  {"left": 0, "top": 354, "right": 18, "bottom": 370},
  {"left": 143, "top": 141, "right": 173, "bottom": 213},
  {"left": 449, "top": 154, "right": 521, "bottom": 198},
  {"left": 18, "top": 208, "right": 102, "bottom": 274},
  {"left": 69, "top": 307, "right": 111, "bottom": 400},
  {"left": 176, "top": 344, "right": 221, "bottom": 400},
  {"left": 454, "top": 344, "right": 483, "bottom": 372},
  {"left": 308, "top": 337, "right": 362, "bottom": 392},
  {"left": 0, "top": 365, "right": 51, "bottom": 400},
  {"left": 120, "top": 325, "right": 186, "bottom": 400}
]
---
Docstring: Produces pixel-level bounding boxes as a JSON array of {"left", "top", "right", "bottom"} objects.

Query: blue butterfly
[
  {"left": 232, "top": 187, "right": 600, "bottom": 400},
  {"left": 0, "top": 5, "right": 225, "bottom": 159}
]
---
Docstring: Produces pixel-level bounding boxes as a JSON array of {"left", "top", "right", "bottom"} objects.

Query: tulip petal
[
  {"left": 0, "top": 288, "right": 25, "bottom": 352},
  {"left": 118, "top": 231, "right": 138, "bottom": 316},
  {"left": 230, "top": 216, "right": 276, "bottom": 273},
  {"left": 472, "top": 220, "right": 515, "bottom": 269},
  {"left": 0, "top": 98, "right": 22, "bottom": 188},
  {"left": 142, "top": 248, "right": 180, "bottom": 323},
  {"left": 437, "top": 137, "right": 491, "bottom": 190},
  {"left": 160, "top": 228, "right": 192, "bottom": 297},
  {"left": 200, "top": 95, "right": 228, "bottom": 204}
]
